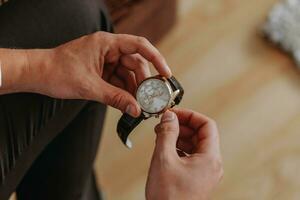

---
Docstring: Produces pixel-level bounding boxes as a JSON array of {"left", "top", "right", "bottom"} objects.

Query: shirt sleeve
[{"left": 0, "top": 61, "right": 2, "bottom": 88}]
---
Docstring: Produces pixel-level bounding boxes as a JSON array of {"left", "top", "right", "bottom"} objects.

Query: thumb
[
  {"left": 154, "top": 110, "right": 179, "bottom": 156},
  {"left": 100, "top": 80, "right": 141, "bottom": 117}
]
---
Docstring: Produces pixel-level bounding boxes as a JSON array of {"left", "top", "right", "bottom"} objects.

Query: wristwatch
[{"left": 117, "top": 75, "right": 184, "bottom": 148}]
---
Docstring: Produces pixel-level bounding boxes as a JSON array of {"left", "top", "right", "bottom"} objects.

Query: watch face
[{"left": 136, "top": 78, "right": 171, "bottom": 114}]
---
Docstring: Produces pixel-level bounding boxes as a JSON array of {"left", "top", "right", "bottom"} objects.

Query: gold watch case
[{"left": 136, "top": 75, "right": 180, "bottom": 118}]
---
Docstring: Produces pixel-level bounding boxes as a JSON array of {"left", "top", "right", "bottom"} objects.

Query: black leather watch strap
[
  {"left": 117, "top": 76, "right": 184, "bottom": 148},
  {"left": 117, "top": 113, "right": 145, "bottom": 148},
  {"left": 168, "top": 76, "right": 184, "bottom": 105}
]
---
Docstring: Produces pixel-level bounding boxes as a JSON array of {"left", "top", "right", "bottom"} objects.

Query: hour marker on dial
[{"left": 136, "top": 78, "right": 171, "bottom": 114}]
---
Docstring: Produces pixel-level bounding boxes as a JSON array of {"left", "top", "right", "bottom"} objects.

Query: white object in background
[
  {"left": 263, "top": 0, "right": 300, "bottom": 67},
  {"left": 0, "top": 61, "right": 2, "bottom": 88}
]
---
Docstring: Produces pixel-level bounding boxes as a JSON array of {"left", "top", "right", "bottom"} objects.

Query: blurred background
[{"left": 95, "top": 0, "right": 300, "bottom": 199}]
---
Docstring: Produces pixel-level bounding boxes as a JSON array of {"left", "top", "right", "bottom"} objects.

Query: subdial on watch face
[{"left": 136, "top": 78, "right": 171, "bottom": 113}]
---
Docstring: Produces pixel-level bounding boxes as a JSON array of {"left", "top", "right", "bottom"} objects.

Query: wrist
[
  {"left": 0, "top": 49, "right": 29, "bottom": 93},
  {"left": 0, "top": 48, "right": 53, "bottom": 94},
  {"left": 24, "top": 49, "right": 53, "bottom": 93}
]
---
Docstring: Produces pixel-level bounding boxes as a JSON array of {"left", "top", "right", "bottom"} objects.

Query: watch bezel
[{"left": 136, "top": 75, "right": 174, "bottom": 116}]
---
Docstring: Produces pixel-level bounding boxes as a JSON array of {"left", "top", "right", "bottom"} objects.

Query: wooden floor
[{"left": 95, "top": 0, "right": 300, "bottom": 199}]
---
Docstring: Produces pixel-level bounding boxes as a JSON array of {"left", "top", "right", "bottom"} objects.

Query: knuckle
[
  {"left": 155, "top": 124, "right": 163, "bottom": 133},
  {"left": 159, "top": 152, "right": 175, "bottom": 166},
  {"left": 90, "top": 32, "right": 101, "bottom": 41},
  {"left": 150, "top": 52, "right": 165, "bottom": 64},
  {"left": 110, "top": 92, "right": 125, "bottom": 109},
  {"left": 115, "top": 33, "right": 124, "bottom": 43},
  {"left": 94, "top": 31, "right": 111, "bottom": 43},
  {"left": 210, "top": 157, "right": 223, "bottom": 180},
  {"left": 154, "top": 147, "right": 174, "bottom": 165},
  {"left": 117, "top": 34, "right": 133, "bottom": 43},
  {"left": 77, "top": 80, "right": 94, "bottom": 99},
  {"left": 95, "top": 31, "right": 107, "bottom": 38},
  {"left": 206, "top": 117, "right": 217, "bottom": 126},
  {"left": 135, "top": 56, "right": 148, "bottom": 67},
  {"left": 219, "top": 166, "right": 224, "bottom": 181},
  {"left": 158, "top": 123, "right": 177, "bottom": 133},
  {"left": 136, "top": 36, "right": 149, "bottom": 45},
  {"left": 209, "top": 119, "right": 217, "bottom": 126}
]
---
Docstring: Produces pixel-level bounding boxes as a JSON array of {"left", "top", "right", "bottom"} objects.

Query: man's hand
[
  {"left": 146, "top": 108, "right": 223, "bottom": 200},
  {"left": 20, "top": 32, "right": 171, "bottom": 117}
]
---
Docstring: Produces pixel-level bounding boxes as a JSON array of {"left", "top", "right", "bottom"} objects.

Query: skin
[
  {"left": 0, "top": 32, "right": 223, "bottom": 199},
  {"left": 0, "top": 31, "right": 171, "bottom": 117},
  {"left": 146, "top": 109, "right": 223, "bottom": 200}
]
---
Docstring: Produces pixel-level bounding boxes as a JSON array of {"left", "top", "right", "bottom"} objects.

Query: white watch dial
[{"left": 136, "top": 78, "right": 171, "bottom": 113}]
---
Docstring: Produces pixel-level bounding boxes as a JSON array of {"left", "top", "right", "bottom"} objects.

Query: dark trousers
[{"left": 0, "top": 0, "right": 113, "bottom": 199}]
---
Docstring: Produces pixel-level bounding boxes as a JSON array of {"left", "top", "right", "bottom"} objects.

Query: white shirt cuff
[{"left": 0, "top": 61, "right": 2, "bottom": 88}]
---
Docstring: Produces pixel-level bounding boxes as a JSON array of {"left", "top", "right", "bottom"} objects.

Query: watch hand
[{"left": 151, "top": 90, "right": 163, "bottom": 98}]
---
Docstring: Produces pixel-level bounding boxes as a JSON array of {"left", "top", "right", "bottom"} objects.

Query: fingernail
[
  {"left": 161, "top": 111, "right": 175, "bottom": 123},
  {"left": 166, "top": 65, "right": 172, "bottom": 77},
  {"left": 126, "top": 104, "right": 135, "bottom": 117}
]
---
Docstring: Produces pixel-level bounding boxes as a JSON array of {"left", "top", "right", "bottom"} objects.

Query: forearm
[
  {"left": 0, "top": 48, "right": 31, "bottom": 94},
  {"left": 0, "top": 48, "right": 48, "bottom": 95}
]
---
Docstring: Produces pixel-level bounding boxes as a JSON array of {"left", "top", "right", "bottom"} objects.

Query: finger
[
  {"left": 154, "top": 110, "right": 179, "bottom": 156},
  {"left": 120, "top": 54, "right": 151, "bottom": 84},
  {"left": 109, "top": 75, "right": 126, "bottom": 90},
  {"left": 97, "top": 79, "right": 141, "bottom": 117},
  {"left": 194, "top": 118, "right": 220, "bottom": 157},
  {"left": 116, "top": 34, "right": 172, "bottom": 78},
  {"left": 176, "top": 139, "right": 194, "bottom": 154},
  {"left": 171, "top": 108, "right": 221, "bottom": 156},
  {"left": 116, "top": 66, "right": 137, "bottom": 95},
  {"left": 103, "top": 63, "right": 118, "bottom": 81},
  {"left": 179, "top": 125, "right": 194, "bottom": 139},
  {"left": 171, "top": 108, "right": 212, "bottom": 130}
]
